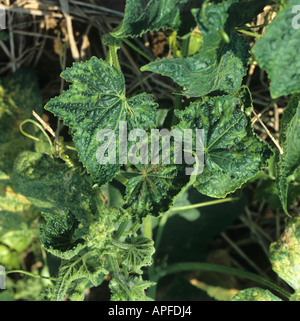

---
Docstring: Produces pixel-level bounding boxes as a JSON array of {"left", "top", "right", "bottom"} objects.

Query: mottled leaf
[
  {"left": 54, "top": 251, "right": 108, "bottom": 301},
  {"left": 269, "top": 216, "right": 300, "bottom": 292},
  {"left": 142, "top": 33, "right": 249, "bottom": 97},
  {"left": 118, "top": 236, "right": 155, "bottom": 274},
  {"left": 124, "top": 163, "right": 189, "bottom": 220},
  {"left": 141, "top": 0, "right": 268, "bottom": 97},
  {"left": 252, "top": 0, "right": 300, "bottom": 98},
  {"left": 0, "top": 176, "right": 38, "bottom": 255},
  {"left": 141, "top": 1, "right": 249, "bottom": 97},
  {"left": 39, "top": 212, "right": 86, "bottom": 259},
  {"left": 109, "top": 274, "right": 155, "bottom": 301},
  {"left": 0, "top": 211, "right": 35, "bottom": 254},
  {"left": 111, "top": 0, "right": 199, "bottom": 38},
  {"left": 85, "top": 207, "right": 129, "bottom": 250},
  {"left": 45, "top": 57, "right": 158, "bottom": 186},
  {"left": 232, "top": 287, "right": 282, "bottom": 301},
  {"left": 276, "top": 94, "right": 300, "bottom": 214},
  {"left": 12, "top": 151, "right": 97, "bottom": 220},
  {"left": 175, "top": 90, "right": 272, "bottom": 198}
]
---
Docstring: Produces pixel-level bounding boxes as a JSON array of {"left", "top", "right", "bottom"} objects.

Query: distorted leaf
[
  {"left": 276, "top": 94, "right": 300, "bottom": 214},
  {"left": 252, "top": 0, "right": 300, "bottom": 98},
  {"left": 175, "top": 90, "right": 272, "bottom": 198},
  {"left": 45, "top": 57, "right": 157, "bottom": 186}
]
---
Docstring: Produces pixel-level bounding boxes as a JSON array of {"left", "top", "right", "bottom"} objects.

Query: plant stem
[
  {"left": 121, "top": 38, "right": 154, "bottom": 63},
  {"left": 236, "top": 29, "right": 262, "bottom": 38},
  {"left": 114, "top": 220, "right": 128, "bottom": 240},
  {"left": 143, "top": 215, "right": 153, "bottom": 240},
  {"left": 170, "top": 35, "right": 191, "bottom": 126},
  {"left": 19, "top": 119, "right": 54, "bottom": 153},
  {"left": 171, "top": 197, "right": 238, "bottom": 212},
  {"left": 143, "top": 215, "right": 157, "bottom": 299},
  {"left": 154, "top": 213, "right": 169, "bottom": 252},
  {"left": 111, "top": 238, "right": 131, "bottom": 250},
  {"left": 181, "top": 34, "right": 191, "bottom": 58},
  {"left": 130, "top": 220, "right": 141, "bottom": 234},
  {"left": 156, "top": 262, "right": 292, "bottom": 300},
  {"left": 107, "top": 44, "right": 121, "bottom": 72},
  {"left": 113, "top": 173, "right": 128, "bottom": 186},
  {"left": 6, "top": 270, "right": 57, "bottom": 281}
]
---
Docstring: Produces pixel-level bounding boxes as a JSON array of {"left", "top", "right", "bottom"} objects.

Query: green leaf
[
  {"left": 0, "top": 68, "right": 42, "bottom": 175},
  {"left": 224, "top": 0, "right": 270, "bottom": 31},
  {"left": 142, "top": 33, "right": 249, "bottom": 97},
  {"left": 269, "top": 216, "right": 300, "bottom": 292},
  {"left": 45, "top": 57, "right": 158, "bottom": 186},
  {"left": 231, "top": 287, "right": 282, "bottom": 301},
  {"left": 253, "top": 178, "right": 282, "bottom": 210},
  {"left": 12, "top": 151, "right": 97, "bottom": 220},
  {"left": 85, "top": 207, "right": 129, "bottom": 250},
  {"left": 0, "top": 179, "right": 34, "bottom": 216},
  {"left": 0, "top": 244, "right": 21, "bottom": 269},
  {"left": 12, "top": 151, "right": 99, "bottom": 259},
  {"left": 0, "top": 178, "right": 38, "bottom": 255},
  {"left": 276, "top": 94, "right": 300, "bottom": 214},
  {"left": 193, "top": 0, "right": 268, "bottom": 41},
  {"left": 252, "top": 0, "right": 300, "bottom": 98},
  {"left": 233, "top": 215, "right": 300, "bottom": 301},
  {"left": 141, "top": 0, "right": 268, "bottom": 97},
  {"left": 193, "top": 0, "right": 234, "bottom": 47},
  {"left": 117, "top": 236, "right": 155, "bottom": 274},
  {"left": 109, "top": 274, "right": 155, "bottom": 301},
  {"left": 54, "top": 251, "right": 108, "bottom": 301},
  {"left": 175, "top": 90, "right": 272, "bottom": 198},
  {"left": 124, "top": 163, "right": 189, "bottom": 220},
  {"left": 39, "top": 212, "right": 86, "bottom": 259},
  {"left": 171, "top": 186, "right": 201, "bottom": 221},
  {"left": 111, "top": 0, "right": 198, "bottom": 38},
  {"left": 0, "top": 211, "right": 35, "bottom": 254}
]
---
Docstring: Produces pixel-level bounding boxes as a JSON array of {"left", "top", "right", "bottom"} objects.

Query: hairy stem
[{"left": 106, "top": 44, "right": 121, "bottom": 72}]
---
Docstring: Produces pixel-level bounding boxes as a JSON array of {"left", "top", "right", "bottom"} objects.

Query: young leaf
[
  {"left": 109, "top": 274, "right": 155, "bottom": 301},
  {"left": 116, "top": 236, "right": 155, "bottom": 274},
  {"left": 231, "top": 288, "right": 282, "bottom": 301},
  {"left": 111, "top": 0, "right": 198, "bottom": 39},
  {"left": 252, "top": 0, "right": 300, "bottom": 98},
  {"left": 44, "top": 57, "right": 158, "bottom": 186},
  {"left": 54, "top": 251, "right": 108, "bottom": 301},
  {"left": 39, "top": 212, "right": 86, "bottom": 260},
  {"left": 276, "top": 95, "right": 300, "bottom": 214},
  {"left": 124, "top": 163, "right": 189, "bottom": 220},
  {"left": 175, "top": 91, "right": 272, "bottom": 198},
  {"left": 86, "top": 207, "right": 129, "bottom": 251}
]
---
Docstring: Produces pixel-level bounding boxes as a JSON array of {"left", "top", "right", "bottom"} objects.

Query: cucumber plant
[{"left": 1, "top": 0, "right": 300, "bottom": 301}]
